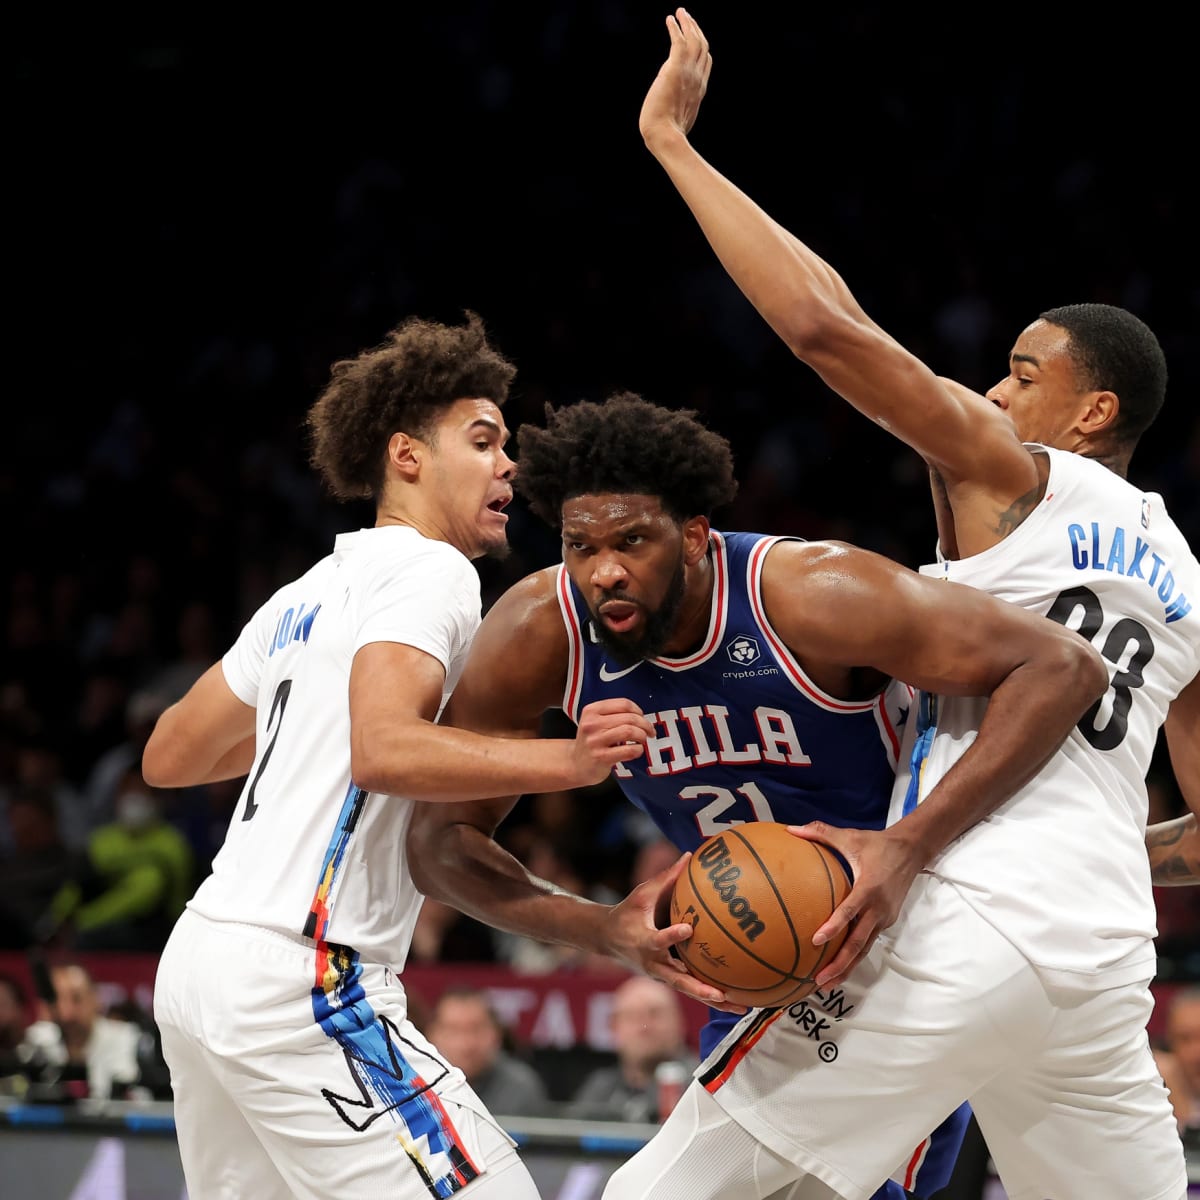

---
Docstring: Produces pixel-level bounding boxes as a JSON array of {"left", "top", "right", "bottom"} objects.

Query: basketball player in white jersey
[
  {"left": 141, "top": 313, "right": 690, "bottom": 1200},
  {"left": 625, "top": 11, "right": 1199, "bottom": 1199}
]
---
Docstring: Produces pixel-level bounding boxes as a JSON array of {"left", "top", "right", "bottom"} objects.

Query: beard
[{"left": 590, "top": 555, "right": 686, "bottom": 667}]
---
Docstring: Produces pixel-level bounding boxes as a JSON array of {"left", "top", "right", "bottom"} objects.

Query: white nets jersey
[
  {"left": 890, "top": 446, "right": 1200, "bottom": 991},
  {"left": 188, "top": 525, "right": 482, "bottom": 965}
]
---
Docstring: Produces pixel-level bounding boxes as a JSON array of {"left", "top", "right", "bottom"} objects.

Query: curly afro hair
[
  {"left": 516, "top": 392, "right": 738, "bottom": 525},
  {"left": 306, "top": 311, "right": 516, "bottom": 500}
]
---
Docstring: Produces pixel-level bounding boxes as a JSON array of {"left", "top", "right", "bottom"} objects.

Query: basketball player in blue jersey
[
  {"left": 632, "top": 11, "right": 1198, "bottom": 1199},
  {"left": 408, "top": 390, "right": 1108, "bottom": 1200}
]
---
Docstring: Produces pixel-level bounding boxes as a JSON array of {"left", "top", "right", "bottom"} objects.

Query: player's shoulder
[
  {"left": 366, "top": 525, "right": 471, "bottom": 570},
  {"left": 349, "top": 527, "right": 478, "bottom": 599},
  {"left": 469, "top": 567, "right": 569, "bottom": 685},
  {"left": 480, "top": 566, "right": 563, "bottom": 633},
  {"left": 759, "top": 536, "right": 883, "bottom": 580},
  {"left": 757, "top": 538, "right": 909, "bottom": 632}
]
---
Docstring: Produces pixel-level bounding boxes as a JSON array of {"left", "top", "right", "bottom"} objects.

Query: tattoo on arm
[
  {"left": 1146, "top": 814, "right": 1199, "bottom": 885},
  {"left": 992, "top": 483, "right": 1043, "bottom": 539}
]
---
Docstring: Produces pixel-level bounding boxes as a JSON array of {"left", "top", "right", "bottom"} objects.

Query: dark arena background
[{"left": 5, "top": 5, "right": 1198, "bottom": 1198}]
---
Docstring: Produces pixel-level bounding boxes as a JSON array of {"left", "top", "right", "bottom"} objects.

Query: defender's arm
[
  {"left": 1149, "top": 671, "right": 1200, "bottom": 885},
  {"left": 406, "top": 570, "right": 736, "bottom": 1008},
  {"left": 762, "top": 541, "right": 1108, "bottom": 983}
]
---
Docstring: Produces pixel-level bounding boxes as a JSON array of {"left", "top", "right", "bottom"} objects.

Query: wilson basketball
[{"left": 670, "top": 822, "right": 851, "bottom": 1008}]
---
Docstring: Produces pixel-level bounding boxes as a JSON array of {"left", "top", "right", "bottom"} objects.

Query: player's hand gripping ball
[{"left": 671, "top": 822, "right": 851, "bottom": 1008}]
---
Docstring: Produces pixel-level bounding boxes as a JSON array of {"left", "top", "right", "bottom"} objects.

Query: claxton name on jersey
[
  {"left": 696, "top": 834, "right": 766, "bottom": 942},
  {"left": 1068, "top": 522, "right": 1192, "bottom": 624},
  {"left": 611, "top": 704, "right": 813, "bottom": 779}
]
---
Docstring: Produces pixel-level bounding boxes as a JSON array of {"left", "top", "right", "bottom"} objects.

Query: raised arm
[
  {"left": 638, "top": 10, "right": 1038, "bottom": 543},
  {"left": 1148, "top": 670, "right": 1200, "bottom": 885},
  {"left": 406, "top": 569, "right": 738, "bottom": 1010},
  {"left": 761, "top": 540, "right": 1108, "bottom": 984}
]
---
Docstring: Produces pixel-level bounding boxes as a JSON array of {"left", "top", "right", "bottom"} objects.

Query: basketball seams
[
  {"left": 802, "top": 843, "right": 849, "bottom": 983},
  {"left": 678, "top": 847, "right": 798, "bottom": 993},
  {"left": 727, "top": 826, "right": 803, "bottom": 974},
  {"left": 672, "top": 823, "right": 852, "bottom": 1008}
]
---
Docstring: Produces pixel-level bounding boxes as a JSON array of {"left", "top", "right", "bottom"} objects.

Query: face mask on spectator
[{"left": 116, "top": 792, "right": 157, "bottom": 831}]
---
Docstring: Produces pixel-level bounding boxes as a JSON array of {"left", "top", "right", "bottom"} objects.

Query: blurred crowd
[{"left": 3, "top": 0, "right": 1197, "bottom": 1137}]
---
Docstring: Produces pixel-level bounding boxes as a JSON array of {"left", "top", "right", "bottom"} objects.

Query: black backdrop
[{"left": 7, "top": 3, "right": 1197, "bottom": 801}]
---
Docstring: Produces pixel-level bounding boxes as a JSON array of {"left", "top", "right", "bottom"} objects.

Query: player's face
[
  {"left": 1168, "top": 999, "right": 1200, "bottom": 1089},
  {"left": 611, "top": 981, "right": 684, "bottom": 1068},
  {"left": 984, "top": 319, "right": 1091, "bottom": 447},
  {"left": 423, "top": 398, "right": 515, "bottom": 560},
  {"left": 561, "top": 494, "right": 704, "bottom": 666},
  {"left": 427, "top": 996, "right": 501, "bottom": 1081}
]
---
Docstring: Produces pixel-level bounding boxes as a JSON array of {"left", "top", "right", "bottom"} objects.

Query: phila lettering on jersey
[
  {"left": 558, "top": 531, "right": 910, "bottom": 853},
  {"left": 892, "top": 447, "right": 1200, "bottom": 992}
]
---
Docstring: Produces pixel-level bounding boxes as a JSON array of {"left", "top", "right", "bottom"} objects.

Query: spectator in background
[
  {"left": 0, "top": 972, "right": 30, "bottom": 1093},
  {"left": 629, "top": 836, "right": 682, "bottom": 890},
  {"left": 49, "top": 767, "right": 193, "bottom": 951},
  {"left": 0, "top": 784, "right": 81, "bottom": 948},
  {"left": 491, "top": 826, "right": 595, "bottom": 975},
  {"left": 18, "top": 962, "right": 148, "bottom": 1101},
  {"left": 407, "top": 896, "right": 498, "bottom": 965},
  {"left": 1156, "top": 986, "right": 1200, "bottom": 1136},
  {"left": 425, "top": 986, "right": 550, "bottom": 1118},
  {"left": 80, "top": 689, "right": 170, "bottom": 833},
  {"left": 149, "top": 600, "right": 219, "bottom": 703},
  {"left": 11, "top": 733, "right": 89, "bottom": 853},
  {"left": 566, "top": 976, "right": 697, "bottom": 1124}
]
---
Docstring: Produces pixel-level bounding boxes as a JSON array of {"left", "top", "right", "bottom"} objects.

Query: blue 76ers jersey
[
  {"left": 557, "top": 531, "right": 910, "bottom": 861},
  {"left": 557, "top": 531, "right": 969, "bottom": 1200}
]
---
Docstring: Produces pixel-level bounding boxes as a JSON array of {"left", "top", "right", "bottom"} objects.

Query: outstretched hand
[
  {"left": 573, "top": 698, "right": 654, "bottom": 785},
  {"left": 605, "top": 849, "right": 749, "bottom": 1015},
  {"left": 787, "top": 822, "right": 925, "bottom": 990},
  {"left": 639, "top": 8, "right": 712, "bottom": 150}
]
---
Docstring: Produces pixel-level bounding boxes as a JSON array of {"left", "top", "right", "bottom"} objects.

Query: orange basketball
[{"left": 670, "top": 822, "right": 851, "bottom": 1008}]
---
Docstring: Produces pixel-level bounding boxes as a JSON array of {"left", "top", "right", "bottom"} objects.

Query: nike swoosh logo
[{"left": 598, "top": 661, "right": 642, "bottom": 682}]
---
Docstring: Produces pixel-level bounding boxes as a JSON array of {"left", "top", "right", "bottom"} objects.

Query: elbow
[
  {"left": 141, "top": 737, "right": 182, "bottom": 789},
  {"left": 783, "top": 304, "right": 839, "bottom": 361},
  {"left": 405, "top": 809, "right": 453, "bottom": 899},
  {"left": 350, "top": 752, "right": 390, "bottom": 797},
  {"left": 350, "top": 727, "right": 390, "bottom": 795},
  {"left": 784, "top": 304, "right": 866, "bottom": 370},
  {"left": 1061, "top": 637, "right": 1109, "bottom": 715}
]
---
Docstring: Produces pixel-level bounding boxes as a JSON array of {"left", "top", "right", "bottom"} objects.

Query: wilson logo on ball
[{"left": 697, "top": 835, "right": 766, "bottom": 942}]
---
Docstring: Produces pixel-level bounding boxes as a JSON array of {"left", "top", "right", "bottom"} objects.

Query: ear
[
  {"left": 681, "top": 516, "right": 711, "bottom": 566},
  {"left": 1076, "top": 389, "right": 1119, "bottom": 437},
  {"left": 387, "top": 431, "right": 423, "bottom": 481}
]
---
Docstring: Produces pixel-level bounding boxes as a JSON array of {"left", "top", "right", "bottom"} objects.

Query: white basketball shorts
[
  {"left": 607, "top": 873, "right": 1185, "bottom": 1200},
  {"left": 154, "top": 909, "right": 539, "bottom": 1199}
]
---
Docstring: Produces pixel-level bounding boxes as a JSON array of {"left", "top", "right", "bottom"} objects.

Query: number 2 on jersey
[{"left": 242, "top": 678, "right": 293, "bottom": 820}]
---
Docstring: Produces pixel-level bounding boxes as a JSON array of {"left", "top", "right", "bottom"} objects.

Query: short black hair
[
  {"left": 1039, "top": 303, "right": 1167, "bottom": 447},
  {"left": 515, "top": 391, "right": 738, "bottom": 525}
]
